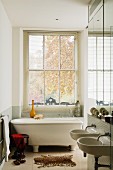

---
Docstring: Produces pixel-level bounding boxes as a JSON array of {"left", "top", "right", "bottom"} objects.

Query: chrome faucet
[
  {"left": 97, "top": 132, "right": 111, "bottom": 141},
  {"left": 85, "top": 124, "right": 96, "bottom": 130}
]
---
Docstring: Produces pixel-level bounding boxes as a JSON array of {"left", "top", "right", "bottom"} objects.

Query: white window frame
[
  {"left": 88, "top": 34, "right": 113, "bottom": 105},
  {"left": 23, "top": 31, "right": 78, "bottom": 109}
]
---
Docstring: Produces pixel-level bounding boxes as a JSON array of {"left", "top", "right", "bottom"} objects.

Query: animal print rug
[{"left": 34, "top": 154, "right": 76, "bottom": 168}]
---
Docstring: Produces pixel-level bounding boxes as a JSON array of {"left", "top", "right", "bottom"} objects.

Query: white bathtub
[{"left": 11, "top": 117, "right": 83, "bottom": 152}]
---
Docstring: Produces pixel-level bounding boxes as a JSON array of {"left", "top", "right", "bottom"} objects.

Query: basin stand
[{"left": 94, "top": 157, "right": 111, "bottom": 170}]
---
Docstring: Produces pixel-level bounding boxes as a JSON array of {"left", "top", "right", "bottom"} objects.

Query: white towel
[{"left": 2, "top": 115, "right": 10, "bottom": 162}]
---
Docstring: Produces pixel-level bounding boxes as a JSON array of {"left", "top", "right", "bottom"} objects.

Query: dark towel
[{"left": 11, "top": 134, "right": 25, "bottom": 152}]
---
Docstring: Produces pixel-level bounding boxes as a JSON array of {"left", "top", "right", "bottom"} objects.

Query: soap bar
[{"left": 34, "top": 114, "right": 44, "bottom": 119}]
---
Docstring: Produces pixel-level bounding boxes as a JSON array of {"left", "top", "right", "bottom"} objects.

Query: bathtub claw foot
[
  {"left": 69, "top": 145, "right": 76, "bottom": 151},
  {"left": 33, "top": 146, "right": 39, "bottom": 152}
]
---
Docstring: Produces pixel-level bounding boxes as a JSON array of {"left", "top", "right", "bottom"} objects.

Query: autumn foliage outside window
[{"left": 28, "top": 33, "right": 77, "bottom": 105}]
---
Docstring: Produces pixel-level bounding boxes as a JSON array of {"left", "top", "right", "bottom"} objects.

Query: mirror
[
  {"left": 104, "top": 0, "right": 113, "bottom": 113},
  {"left": 88, "top": 5, "right": 104, "bottom": 110},
  {"left": 88, "top": 1, "right": 113, "bottom": 167},
  {"left": 88, "top": 0, "right": 113, "bottom": 118},
  {"left": 104, "top": 1, "right": 113, "bottom": 167}
]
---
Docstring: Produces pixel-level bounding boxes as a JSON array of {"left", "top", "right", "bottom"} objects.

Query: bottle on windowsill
[
  {"left": 74, "top": 100, "right": 81, "bottom": 117},
  {"left": 30, "top": 100, "right": 36, "bottom": 118}
]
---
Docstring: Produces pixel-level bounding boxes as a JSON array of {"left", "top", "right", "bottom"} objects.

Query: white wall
[
  {"left": 12, "top": 28, "right": 23, "bottom": 106},
  {"left": 0, "top": 0, "right": 12, "bottom": 113},
  {"left": 12, "top": 27, "right": 23, "bottom": 118}
]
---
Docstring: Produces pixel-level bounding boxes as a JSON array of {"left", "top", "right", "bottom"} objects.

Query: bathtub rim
[{"left": 10, "top": 117, "right": 83, "bottom": 125}]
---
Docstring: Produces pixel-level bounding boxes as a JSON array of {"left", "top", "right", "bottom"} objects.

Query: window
[
  {"left": 88, "top": 35, "right": 113, "bottom": 105},
  {"left": 24, "top": 32, "right": 78, "bottom": 106}
]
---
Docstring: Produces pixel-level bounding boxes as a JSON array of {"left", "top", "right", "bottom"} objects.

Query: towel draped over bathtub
[{"left": 11, "top": 134, "right": 26, "bottom": 152}]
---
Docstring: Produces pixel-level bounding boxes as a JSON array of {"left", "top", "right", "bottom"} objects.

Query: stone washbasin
[
  {"left": 70, "top": 129, "right": 99, "bottom": 141},
  {"left": 77, "top": 137, "right": 111, "bottom": 157}
]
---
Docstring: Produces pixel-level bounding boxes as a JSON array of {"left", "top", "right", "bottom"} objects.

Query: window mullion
[
  {"left": 43, "top": 35, "right": 45, "bottom": 104},
  {"left": 96, "top": 36, "right": 98, "bottom": 101},
  {"left": 59, "top": 35, "right": 61, "bottom": 104},
  {"left": 74, "top": 35, "right": 76, "bottom": 102}
]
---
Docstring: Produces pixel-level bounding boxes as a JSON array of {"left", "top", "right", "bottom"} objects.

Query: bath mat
[{"left": 34, "top": 154, "right": 76, "bottom": 168}]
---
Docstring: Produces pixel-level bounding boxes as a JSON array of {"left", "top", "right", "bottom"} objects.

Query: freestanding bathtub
[{"left": 11, "top": 117, "right": 83, "bottom": 152}]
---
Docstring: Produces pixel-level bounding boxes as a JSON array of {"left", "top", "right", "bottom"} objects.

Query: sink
[
  {"left": 77, "top": 137, "right": 111, "bottom": 157},
  {"left": 70, "top": 129, "right": 99, "bottom": 141}
]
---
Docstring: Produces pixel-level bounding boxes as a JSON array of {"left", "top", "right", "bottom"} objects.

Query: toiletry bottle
[
  {"left": 30, "top": 100, "right": 36, "bottom": 118},
  {"left": 75, "top": 100, "right": 81, "bottom": 117}
]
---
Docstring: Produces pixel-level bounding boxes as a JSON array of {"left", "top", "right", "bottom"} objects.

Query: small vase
[{"left": 30, "top": 100, "right": 36, "bottom": 118}]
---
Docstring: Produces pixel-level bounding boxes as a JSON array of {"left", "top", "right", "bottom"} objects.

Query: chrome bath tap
[
  {"left": 85, "top": 124, "right": 96, "bottom": 130},
  {"left": 97, "top": 132, "right": 111, "bottom": 141}
]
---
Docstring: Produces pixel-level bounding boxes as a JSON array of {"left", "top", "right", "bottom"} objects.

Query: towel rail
[{"left": 0, "top": 114, "right": 9, "bottom": 119}]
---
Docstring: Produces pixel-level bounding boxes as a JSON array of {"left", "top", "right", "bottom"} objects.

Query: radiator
[{"left": 0, "top": 118, "right": 5, "bottom": 165}]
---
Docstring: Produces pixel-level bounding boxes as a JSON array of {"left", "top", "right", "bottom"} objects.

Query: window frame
[
  {"left": 23, "top": 31, "right": 78, "bottom": 109},
  {"left": 88, "top": 33, "right": 113, "bottom": 104}
]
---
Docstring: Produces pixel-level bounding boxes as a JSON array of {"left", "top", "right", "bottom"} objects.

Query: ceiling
[{"left": 1, "top": 0, "right": 90, "bottom": 30}]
